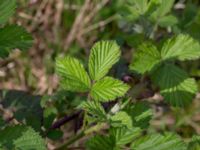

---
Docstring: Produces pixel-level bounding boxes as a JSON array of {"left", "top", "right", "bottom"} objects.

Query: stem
[
  {"left": 82, "top": 93, "right": 91, "bottom": 129},
  {"left": 54, "top": 123, "right": 107, "bottom": 150},
  {"left": 50, "top": 111, "right": 82, "bottom": 130}
]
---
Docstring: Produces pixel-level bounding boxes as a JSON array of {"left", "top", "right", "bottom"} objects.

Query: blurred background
[{"left": 1, "top": 0, "right": 200, "bottom": 148}]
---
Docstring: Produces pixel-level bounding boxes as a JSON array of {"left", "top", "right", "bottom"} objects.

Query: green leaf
[
  {"left": 158, "top": 15, "right": 178, "bottom": 27},
  {"left": 151, "top": 64, "right": 197, "bottom": 106},
  {"left": 118, "top": 4, "right": 140, "bottom": 22},
  {"left": 188, "top": 135, "right": 200, "bottom": 150},
  {"left": 130, "top": 43, "right": 161, "bottom": 74},
  {"left": 152, "top": 0, "right": 175, "bottom": 18},
  {"left": 0, "top": 0, "right": 16, "bottom": 24},
  {"left": 161, "top": 34, "right": 200, "bottom": 61},
  {"left": 47, "top": 130, "right": 63, "bottom": 140},
  {"left": 0, "top": 125, "right": 46, "bottom": 150},
  {"left": 91, "top": 77, "right": 130, "bottom": 102},
  {"left": 131, "top": 133, "right": 186, "bottom": 150},
  {"left": 79, "top": 101, "right": 107, "bottom": 122},
  {"left": 56, "top": 56, "right": 91, "bottom": 92},
  {"left": 0, "top": 25, "right": 33, "bottom": 58},
  {"left": 86, "top": 127, "right": 141, "bottom": 150},
  {"left": 86, "top": 135, "right": 116, "bottom": 150},
  {"left": 132, "top": 0, "right": 148, "bottom": 15},
  {"left": 110, "top": 127, "right": 141, "bottom": 146},
  {"left": 0, "top": 117, "right": 5, "bottom": 129},
  {"left": 110, "top": 111, "right": 132, "bottom": 129},
  {"left": 89, "top": 41, "right": 121, "bottom": 81},
  {"left": 124, "top": 102, "right": 153, "bottom": 129}
]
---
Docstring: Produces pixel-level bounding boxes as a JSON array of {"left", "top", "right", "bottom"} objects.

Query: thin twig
[
  {"left": 54, "top": 123, "right": 107, "bottom": 150},
  {"left": 50, "top": 110, "right": 82, "bottom": 130},
  {"left": 81, "top": 15, "right": 118, "bottom": 35},
  {"left": 63, "top": 0, "right": 91, "bottom": 52}
]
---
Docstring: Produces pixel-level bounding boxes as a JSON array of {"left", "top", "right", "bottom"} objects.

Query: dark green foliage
[
  {"left": 0, "top": 0, "right": 33, "bottom": 58},
  {"left": 0, "top": 25, "right": 33, "bottom": 58},
  {"left": 130, "top": 34, "right": 200, "bottom": 106},
  {"left": 0, "top": 125, "right": 46, "bottom": 150},
  {"left": 2, "top": 0, "right": 200, "bottom": 149}
]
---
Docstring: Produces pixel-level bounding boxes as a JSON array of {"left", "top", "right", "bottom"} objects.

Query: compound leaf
[
  {"left": 91, "top": 77, "right": 130, "bottom": 102},
  {"left": 56, "top": 56, "right": 91, "bottom": 92},
  {"left": 0, "top": 0, "right": 16, "bottom": 24},
  {"left": 130, "top": 43, "right": 161, "bottom": 74},
  {"left": 0, "top": 25, "right": 33, "bottom": 58},
  {"left": 89, "top": 41, "right": 121, "bottom": 81},
  {"left": 151, "top": 64, "right": 197, "bottom": 106},
  {"left": 161, "top": 34, "right": 200, "bottom": 61}
]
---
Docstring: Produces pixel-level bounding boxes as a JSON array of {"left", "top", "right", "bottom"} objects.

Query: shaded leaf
[
  {"left": 86, "top": 135, "right": 116, "bottom": 150},
  {"left": 0, "top": 25, "right": 33, "bottom": 58},
  {"left": 151, "top": 64, "right": 197, "bottom": 106},
  {"left": 47, "top": 130, "right": 63, "bottom": 140},
  {"left": 124, "top": 102, "right": 152, "bottom": 129},
  {"left": 0, "top": 0, "right": 16, "bottom": 24},
  {"left": 188, "top": 135, "right": 200, "bottom": 150},
  {"left": 0, "top": 125, "right": 46, "bottom": 150}
]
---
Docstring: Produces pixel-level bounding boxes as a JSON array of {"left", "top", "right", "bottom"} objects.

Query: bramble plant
[
  {"left": 2, "top": 0, "right": 200, "bottom": 150},
  {"left": 54, "top": 40, "right": 200, "bottom": 150}
]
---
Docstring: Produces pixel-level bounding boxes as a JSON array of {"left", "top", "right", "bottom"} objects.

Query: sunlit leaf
[
  {"left": 89, "top": 41, "right": 121, "bottom": 81},
  {"left": 131, "top": 133, "right": 186, "bottom": 150},
  {"left": 161, "top": 34, "right": 200, "bottom": 61},
  {"left": 130, "top": 43, "right": 161, "bottom": 74},
  {"left": 91, "top": 77, "right": 130, "bottom": 102},
  {"left": 56, "top": 56, "right": 91, "bottom": 92}
]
